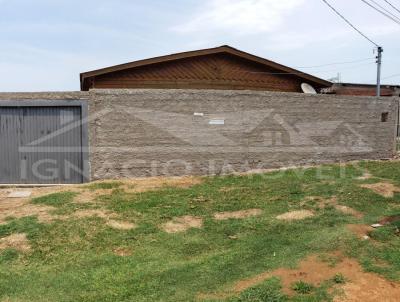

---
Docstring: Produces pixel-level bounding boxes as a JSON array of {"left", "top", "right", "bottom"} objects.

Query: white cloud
[{"left": 172, "top": 0, "right": 304, "bottom": 35}]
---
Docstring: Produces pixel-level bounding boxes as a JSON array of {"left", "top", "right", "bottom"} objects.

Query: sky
[{"left": 1, "top": 0, "right": 400, "bottom": 91}]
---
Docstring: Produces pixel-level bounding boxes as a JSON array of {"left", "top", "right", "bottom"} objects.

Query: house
[
  {"left": 0, "top": 47, "right": 397, "bottom": 185},
  {"left": 322, "top": 83, "right": 400, "bottom": 97},
  {"left": 80, "top": 45, "right": 331, "bottom": 92}
]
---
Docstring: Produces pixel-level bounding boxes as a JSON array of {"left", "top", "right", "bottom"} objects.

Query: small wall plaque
[{"left": 209, "top": 119, "right": 225, "bottom": 125}]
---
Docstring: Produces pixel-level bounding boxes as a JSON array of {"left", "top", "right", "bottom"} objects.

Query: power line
[
  {"left": 233, "top": 62, "right": 376, "bottom": 76},
  {"left": 295, "top": 57, "right": 374, "bottom": 69},
  {"left": 360, "top": 0, "right": 400, "bottom": 25},
  {"left": 320, "top": 0, "right": 379, "bottom": 46},
  {"left": 383, "top": 0, "right": 400, "bottom": 15},
  {"left": 369, "top": 0, "right": 400, "bottom": 22},
  {"left": 313, "top": 62, "right": 376, "bottom": 73},
  {"left": 383, "top": 73, "right": 400, "bottom": 80}
]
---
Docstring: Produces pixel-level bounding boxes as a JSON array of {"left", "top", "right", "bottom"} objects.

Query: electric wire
[
  {"left": 232, "top": 62, "right": 376, "bottom": 76},
  {"left": 360, "top": 0, "right": 400, "bottom": 25},
  {"left": 294, "top": 57, "right": 374, "bottom": 69},
  {"left": 383, "top": 73, "right": 400, "bottom": 80},
  {"left": 320, "top": 0, "right": 379, "bottom": 46},
  {"left": 369, "top": 0, "right": 400, "bottom": 22},
  {"left": 383, "top": 0, "right": 400, "bottom": 15}
]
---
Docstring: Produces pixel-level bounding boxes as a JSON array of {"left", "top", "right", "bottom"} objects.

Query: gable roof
[{"left": 80, "top": 45, "right": 332, "bottom": 91}]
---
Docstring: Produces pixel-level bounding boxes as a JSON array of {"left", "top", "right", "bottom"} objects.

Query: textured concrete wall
[
  {"left": 0, "top": 92, "right": 89, "bottom": 100},
  {"left": 0, "top": 90, "right": 397, "bottom": 180},
  {"left": 88, "top": 89, "right": 399, "bottom": 179}
]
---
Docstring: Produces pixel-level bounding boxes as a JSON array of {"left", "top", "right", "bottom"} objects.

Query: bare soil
[
  {"left": 276, "top": 210, "right": 314, "bottom": 221},
  {"left": 357, "top": 172, "right": 373, "bottom": 180},
  {"left": 233, "top": 254, "right": 400, "bottom": 301},
  {"left": 379, "top": 215, "right": 400, "bottom": 225},
  {"left": 72, "top": 209, "right": 136, "bottom": 230},
  {"left": 302, "top": 195, "right": 328, "bottom": 204},
  {"left": 162, "top": 216, "right": 203, "bottom": 233},
  {"left": 334, "top": 205, "right": 364, "bottom": 219},
  {"left": 347, "top": 224, "right": 374, "bottom": 239},
  {"left": 73, "top": 189, "right": 113, "bottom": 204},
  {"left": 214, "top": 209, "right": 263, "bottom": 221},
  {"left": 360, "top": 182, "right": 400, "bottom": 198},
  {"left": 0, "top": 186, "right": 82, "bottom": 224},
  {"left": 106, "top": 220, "right": 136, "bottom": 230},
  {"left": 306, "top": 196, "right": 364, "bottom": 218},
  {"left": 0, "top": 197, "right": 58, "bottom": 225},
  {"left": 0, "top": 233, "right": 31, "bottom": 252},
  {"left": 0, "top": 176, "right": 202, "bottom": 225},
  {"left": 113, "top": 247, "right": 133, "bottom": 257},
  {"left": 121, "top": 176, "right": 202, "bottom": 193},
  {"left": 73, "top": 209, "right": 117, "bottom": 220}
]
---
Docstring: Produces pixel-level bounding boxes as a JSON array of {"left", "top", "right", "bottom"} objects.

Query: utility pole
[{"left": 376, "top": 46, "right": 383, "bottom": 97}]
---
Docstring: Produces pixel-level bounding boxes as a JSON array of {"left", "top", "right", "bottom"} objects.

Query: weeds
[{"left": 292, "top": 281, "right": 315, "bottom": 294}]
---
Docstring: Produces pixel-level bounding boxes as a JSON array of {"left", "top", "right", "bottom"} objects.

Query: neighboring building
[
  {"left": 323, "top": 83, "right": 400, "bottom": 97},
  {"left": 80, "top": 45, "right": 331, "bottom": 92}
]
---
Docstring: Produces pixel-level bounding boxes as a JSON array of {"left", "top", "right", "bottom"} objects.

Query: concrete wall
[
  {"left": 0, "top": 92, "right": 88, "bottom": 100},
  {"left": 88, "top": 89, "right": 399, "bottom": 179},
  {"left": 0, "top": 90, "right": 398, "bottom": 180}
]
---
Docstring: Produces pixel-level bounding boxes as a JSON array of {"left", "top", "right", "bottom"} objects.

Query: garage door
[{"left": 0, "top": 103, "right": 88, "bottom": 184}]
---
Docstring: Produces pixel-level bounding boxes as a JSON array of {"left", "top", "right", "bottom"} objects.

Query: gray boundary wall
[
  {"left": 0, "top": 90, "right": 398, "bottom": 181},
  {"left": 88, "top": 89, "right": 399, "bottom": 179}
]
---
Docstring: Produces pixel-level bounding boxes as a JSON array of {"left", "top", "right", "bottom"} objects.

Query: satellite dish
[{"left": 301, "top": 83, "right": 317, "bottom": 94}]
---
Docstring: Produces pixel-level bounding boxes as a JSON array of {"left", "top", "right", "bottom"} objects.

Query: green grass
[
  {"left": 0, "top": 161, "right": 400, "bottom": 301},
  {"left": 228, "top": 278, "right": 287, "bottom": 302},
  {"left": 291, "top": 281, "right": 314, "bottom": 294},
  {"left": 32, "top": 191, "right": 78, "bottom": 207},
  {"left": 85, "top": 181, "right": 123, "bottom": 190},
  {"left": 332, "top": 273, "right": 346, "bottom": 284}
]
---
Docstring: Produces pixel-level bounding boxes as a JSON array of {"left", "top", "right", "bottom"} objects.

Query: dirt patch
[
  {"left": 73, "top": 209, "right": 118, "bottom": 220},
  {"left": 305, "top": 196, "right": 362, "bottom": 216},
  {"left": 334, "top": 271, "right": 400, "bottom": 302},
  {"left": 113, "top": 247, "right": 133, "bottom": 257},
  {"left": 0, "top": 186, "right": 87, "bottom": 224},
  {"left": 73, "top": 189, "right": 113, "bottom": 204},
  {"left": 360, "top": 182, "right": 400, "bottom": 198},
  {"left": 347, "top": 224, "right": 374, "bottom": 239},
  {"left": 357, "top": 172, "right": 373, "bottom": 180},
  {"left": 303, "top": 195, "right": 329, "bottom": 204},
  {"left": 162, "top": 216, "right": 203, "bottom": 233},
  {"left": 335, "top": 205, "right": 364, "bottom": 219},
  {"left": 73, "top": 210, "right": 137, "bottom": 231},
  {"left": 0, "top": 176, "right": 202, "bottom": 224},
  {"left": 122, "top": 176, "right": 202, "bottom": 193},
  {"left": 214, "top": 209, "right": 263, "bottom": 221},
  {"left": 218, "top": 186, "right": 250, "bottom": 193},
  {"left": 0, "top": 198, "right": 59, "bottom": 224},
  {"left": 304, "top": 196, "right": 363, "bottom": 219},
  {"left": 379, "top": 215, "right": 400, "bottom": 225},
  {"left": 276, "top": 210, "right": 314, "bottom": 221},
  {"left": 219, "top": 187, "right": 236, "bottom": 193},
  {"left": 0, "top": 233, "right": 31, "bottom": 252},
  {"left": 106, "top": 220, "right": 136, "bottom": 230},
  {"left": 231, "top": 254, "right": 400, "bottom": 301}
]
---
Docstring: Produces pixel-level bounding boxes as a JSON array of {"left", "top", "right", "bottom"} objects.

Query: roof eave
[{"left": 79, "top": 45, "right": 332, "bottom": 89}]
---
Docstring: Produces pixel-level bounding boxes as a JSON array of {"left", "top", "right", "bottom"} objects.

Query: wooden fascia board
[{"left": 80, "top": 46, "right": 331, "bottom": 90}]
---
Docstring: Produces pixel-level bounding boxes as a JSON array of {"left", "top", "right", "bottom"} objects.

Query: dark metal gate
[{"left": 0, "top": 101, "right": 88, "bottom": 184}]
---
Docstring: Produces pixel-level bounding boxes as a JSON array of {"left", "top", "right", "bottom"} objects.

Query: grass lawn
[{"left": 1, "top": 161, "right": 400, "bottom": 301}]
